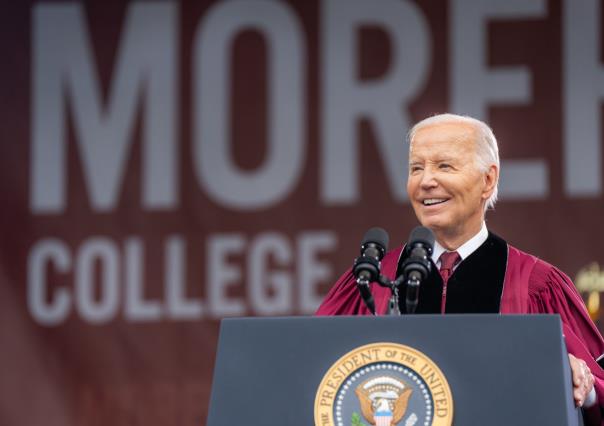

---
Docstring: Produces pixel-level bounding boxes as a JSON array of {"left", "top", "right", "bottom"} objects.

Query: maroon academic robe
[{"left": 316, "top": 232, "right": 604, "bottom": 423}]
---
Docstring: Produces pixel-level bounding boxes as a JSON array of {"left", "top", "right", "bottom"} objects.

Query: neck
[{"left": 434, "top": 221, "right": 484, "bottom": 251}]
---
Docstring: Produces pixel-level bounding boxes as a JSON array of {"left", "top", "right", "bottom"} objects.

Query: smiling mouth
[{"left": 422, "top": 198, "right": 448, "bottom": 206}]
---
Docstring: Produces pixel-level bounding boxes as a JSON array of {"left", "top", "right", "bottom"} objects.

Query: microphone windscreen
[
  {"left": 362, "top": 227, "right": 389, "bottom": 251},
  {"left": 408, "top": 226, "right": 435, "bottom": 249}
]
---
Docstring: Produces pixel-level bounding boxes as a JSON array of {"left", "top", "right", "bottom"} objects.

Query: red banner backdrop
[{"left": 2, "top": 0, "right": 604, "bottom": 424}]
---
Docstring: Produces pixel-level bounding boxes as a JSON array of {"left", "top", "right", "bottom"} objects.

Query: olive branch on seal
[{"left": 351, "top": 412, "right": 368, "bottom": 426}]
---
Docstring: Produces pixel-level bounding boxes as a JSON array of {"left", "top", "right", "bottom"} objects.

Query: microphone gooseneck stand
[
  {"left": 372, "top": 273, "right": 415, "bottom": 315},
  {"left": 365, "top": 270, "right": 424, "bottom": 315}
]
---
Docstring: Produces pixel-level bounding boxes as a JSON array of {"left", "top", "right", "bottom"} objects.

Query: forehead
[{"left": 410, "top": 122, "right": 477, "bottom": 158}]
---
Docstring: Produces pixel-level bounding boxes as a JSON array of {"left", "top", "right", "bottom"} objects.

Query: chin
[
  {"left": 421, "top": 219, "right": 458, "bottom": 238},
  {"left": 418, "top": 218, "right": 442, "bottom": 231},
  {"left": 417, "top": 212, "right": 445, "bottom": 227}
]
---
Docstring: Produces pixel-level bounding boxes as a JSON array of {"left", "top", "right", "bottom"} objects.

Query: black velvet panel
[{"left": 397, "top": 232, "right": 508, "bottom": 314}]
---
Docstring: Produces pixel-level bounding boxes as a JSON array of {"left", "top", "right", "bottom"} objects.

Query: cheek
[{"left": 457, "top": 174, "right": 484, "bottom": 196}]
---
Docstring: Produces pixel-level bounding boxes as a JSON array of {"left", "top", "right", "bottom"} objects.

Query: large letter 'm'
[{"left": 31, "top": 2, "right": 177, "bottom": 212}]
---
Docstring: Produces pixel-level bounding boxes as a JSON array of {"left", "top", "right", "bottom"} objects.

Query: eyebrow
[
  {"left": 409, "top": 157, "right": 457, "bottom": 164},
  {"left": 435, "top": 157, "right": 456, "bottom": 163}
]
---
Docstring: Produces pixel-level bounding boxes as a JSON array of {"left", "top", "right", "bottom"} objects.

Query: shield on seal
[
  {"left": 355, "top": 376, "right": 413, "bottom": 426},
  {"left": 374, "top": 399, "right": 393, "bottom": 426}
]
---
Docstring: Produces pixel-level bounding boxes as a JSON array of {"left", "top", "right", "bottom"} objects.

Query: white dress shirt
[{"left": 432, "top": 222, "right": 488, "bottom": 268}]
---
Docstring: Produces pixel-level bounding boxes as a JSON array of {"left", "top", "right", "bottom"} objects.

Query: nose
[{"left": 419, "top": 168, "right": 438, "bottom": 190}]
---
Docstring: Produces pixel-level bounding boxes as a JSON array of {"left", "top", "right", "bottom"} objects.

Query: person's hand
[{"left": 569, "top": 353, "right": 595, "bottom": 407}]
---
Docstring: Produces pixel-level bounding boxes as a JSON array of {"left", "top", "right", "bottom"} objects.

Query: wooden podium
[{"left": 207, "top": 315, "right": 583, "bottom": 425}]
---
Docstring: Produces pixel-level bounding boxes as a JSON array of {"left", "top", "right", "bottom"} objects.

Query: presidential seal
[{"left": 314, "top": 342, "right": 453, "bottom": 426}]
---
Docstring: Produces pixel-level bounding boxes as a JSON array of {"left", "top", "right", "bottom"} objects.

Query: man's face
[{"left": 406, "top": 121, "right": 497, "bottom": 243}]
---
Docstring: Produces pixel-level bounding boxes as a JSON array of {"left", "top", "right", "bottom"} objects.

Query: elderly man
[{"left": 316, "top": 113, "right": 604, "bottom": 423}]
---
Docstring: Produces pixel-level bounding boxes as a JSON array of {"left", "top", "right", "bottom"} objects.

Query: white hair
[{"left": 407, "top": 113, "right": 500, "bottom": 210}]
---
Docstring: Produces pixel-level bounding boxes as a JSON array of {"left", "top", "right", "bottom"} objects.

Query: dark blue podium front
[{"left": 207, "top": 315, "right": 582, "bottom": 426}]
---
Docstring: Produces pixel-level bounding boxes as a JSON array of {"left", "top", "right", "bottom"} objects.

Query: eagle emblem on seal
[{"left": 355, "top": 376, "right": 413, "bottom": 426}]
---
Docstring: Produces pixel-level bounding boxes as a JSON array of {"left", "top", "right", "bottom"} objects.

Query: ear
[{"left": 481, "top": 164, "right": 498, "bottom": 200}]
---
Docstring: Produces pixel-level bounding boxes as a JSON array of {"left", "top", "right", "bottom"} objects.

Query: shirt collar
[{"left": 431, "top": 222, "right": 488, "bottom": 264}]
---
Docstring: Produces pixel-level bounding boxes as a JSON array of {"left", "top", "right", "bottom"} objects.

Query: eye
[
  {"left": 409, "top": 165, "right": 423, "bottom": 174},
  {"left": 439, "top": 163, "right": 452, "bottom": 170}
]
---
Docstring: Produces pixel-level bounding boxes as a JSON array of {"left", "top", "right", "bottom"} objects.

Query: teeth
[{"left": 423, "top": 198, "right": 446, "bottom": 206}]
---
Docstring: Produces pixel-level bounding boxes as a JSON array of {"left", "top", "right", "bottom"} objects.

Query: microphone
[
  {"left": 353, "top": 227, "right": 389, "bottom": 315},
  {"left": 398, "top": 226, "right": 434, "bottom": 314}
]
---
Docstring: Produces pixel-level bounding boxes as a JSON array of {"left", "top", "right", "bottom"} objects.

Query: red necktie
[{"left": 439, "top": 251, "right": 460, "bottom": 314}]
